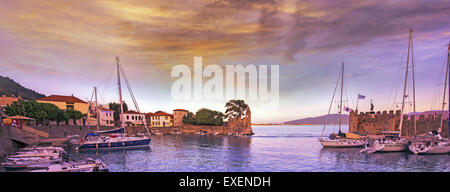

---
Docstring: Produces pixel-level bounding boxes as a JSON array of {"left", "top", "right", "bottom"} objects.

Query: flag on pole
[{"left": 358, "top": 94, "right": 366, "bottom": 99}]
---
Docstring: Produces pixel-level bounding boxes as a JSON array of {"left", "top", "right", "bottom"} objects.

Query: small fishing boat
[
  {"left": 1, "top": 159, "right": 65, "bottom": 171},
  {"left": 31, "top": 158, "right": 109, "bottom": 172},
  {"left": 319, "top": 63, "right": 367, "bottom": 148},
  {"left": 8, "top": 148, "right": 64, "bottom": 159},
  {"left": 1, "top": 146, "right": 69, "bottom": 171}
]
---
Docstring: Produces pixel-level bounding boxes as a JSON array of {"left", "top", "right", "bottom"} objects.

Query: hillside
[
  {"left": 284, "top": 110, "right": 450, "bottom": 125},
  {"left": 284, "top": 114, "right": 349, "bottom": 125},
  {"left": 0, "top": 75, "right": 45, "bottom": 100}
]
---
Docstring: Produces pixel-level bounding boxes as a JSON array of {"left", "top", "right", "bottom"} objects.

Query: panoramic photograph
[{"left": 0, "top": 0, "right": 449, "bottom": 186}]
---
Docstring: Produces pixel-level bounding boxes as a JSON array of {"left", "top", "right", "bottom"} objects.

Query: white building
[{"left": 123, "top": 110, "right": 146, "bottom": 127}]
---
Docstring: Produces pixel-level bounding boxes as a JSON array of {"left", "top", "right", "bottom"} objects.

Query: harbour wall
[
  {"left": 349, "top": 110, "right": 449, "bottom": 138},
  {"left": 0, "top": 127, "right": 13, "bottom": 160}
]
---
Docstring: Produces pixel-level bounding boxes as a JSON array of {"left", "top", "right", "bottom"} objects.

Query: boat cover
[
  {"left": 85, "top": 128, "right": 124, "bottom": 138},
  {"left": 96, "top": 128, "right": 125, "bottom": 134},
  {"left": 345, "top": 132, "right": 361, "bottom": 139}
]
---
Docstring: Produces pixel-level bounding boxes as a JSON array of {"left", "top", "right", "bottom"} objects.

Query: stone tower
[{"left": 173, "top": 109, "right": 188, "bottom": 128}]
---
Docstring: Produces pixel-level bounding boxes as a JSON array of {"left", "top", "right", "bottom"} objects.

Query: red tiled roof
[
  {"left": 124, "top": 110, "right": 142, "bottom": 114},
  {"left": 37, "top": 95, "right": 87, "bottom": 103},
  {"left": 173, "top": 109, "right": 188, "bottom": 112},
  {"left": 146, "top": 111, "right": 173, "bottom": 116}
]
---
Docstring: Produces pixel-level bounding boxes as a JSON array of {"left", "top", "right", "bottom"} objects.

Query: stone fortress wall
[{"left": 349, "top": 110, "right": 449, "bottom": 138}]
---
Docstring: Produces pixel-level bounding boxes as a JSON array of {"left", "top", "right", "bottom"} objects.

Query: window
[{"left": 127, "top": 116, "right": 129, "bottom": 120}]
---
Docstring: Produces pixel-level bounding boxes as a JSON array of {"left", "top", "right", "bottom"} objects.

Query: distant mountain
[
  {"left": 284, "top": 114, "right": 349, "bottom": 125},
  {"left": 284, "top": 110, "right": 450, "bottom": 125},
  {"left": 0, "top": 75, "right": 45, "bottom": 100},
  {"left": 407, "top": 110, "right": 449, "bottom": 119}
]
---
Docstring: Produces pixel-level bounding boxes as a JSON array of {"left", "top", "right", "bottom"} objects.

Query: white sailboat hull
[
  {"left": 361, "top": 140, "right": 407, "bottom": 154},
  {"left": 319, "top": 138, "right": 366, "bottom": 148},
  {"left": 377, "top": 143, "right": 407, "bottom": 152},
  {"left": 409, "top": 142, "right": 450, "bottom": 154}
]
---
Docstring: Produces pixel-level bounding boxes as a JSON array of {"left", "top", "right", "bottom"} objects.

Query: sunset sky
[{"left": 1, "top": 0, "right": 450, "bottom": 123}]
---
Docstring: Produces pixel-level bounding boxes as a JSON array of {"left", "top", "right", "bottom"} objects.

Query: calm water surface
[{"left": 70, "top": 125, "right": 449, "bottom": 172}]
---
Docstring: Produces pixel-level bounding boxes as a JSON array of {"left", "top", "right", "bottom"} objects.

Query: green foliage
[
  {"left": 4, "top": 100, "right": 84, "bottom": 124},
  {"left": 225, "top": 99, "right": 249, "bottom": 119},
  {"left": 64, "top": 109, "right": 83, "bottom": 125},
  {"left": 182, "top": 112, "right": 196, "bottom": 125},
  {"left": 108, "top": 102, "right": 128, "bottom": 123},
  {"left": 182, "top": 108, "right": 224, "bottom": 126},
  {"left": 0, "top": 75, "right": 45, "bottom": 100}
]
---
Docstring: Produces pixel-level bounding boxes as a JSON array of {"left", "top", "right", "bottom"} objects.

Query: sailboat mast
[
  {"left": 411, "top": 29, "right": 417, "bottom": 136},
  {"left": 339, "top": 63, "right": 344, "bottom": 132},
  {"left": 321, "top": 69, "right": 341, "bottom": 137},
  {"left": 95, "top": 87, "right": 100, "bottom": 131},
  {"left": 116, "top": 56, "right": 125, "bottom": 128},
  {"left": 440, "top": 43, "right": 450, "bottom": 133},
  {"left": 399, "top": 29, "right": 412, "bottom": 138}
]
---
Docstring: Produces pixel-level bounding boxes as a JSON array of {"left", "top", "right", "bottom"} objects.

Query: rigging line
[
  {"left": 99, "top": 61, "right": 116, "bottom": 105},
  {"left": 388, "top": 54, "right": 404, "bottom": 111},
  {"left": 321, "top": 68, "right": 341, "bottom": 137},
  {"left": 344, "top": 71, "right": 349, "bottom": 110},
  {"left": 430, "top": 57, "right": 447, "bottom": 110},
  {"left": 85, "top": 88, "right": 96, "bottom": 115},
  {"left": 392, "top": 53, "right": 406, "bottom": 110},
  {"left": 118, "top": 61, "right": 150, "bottom": 134}
]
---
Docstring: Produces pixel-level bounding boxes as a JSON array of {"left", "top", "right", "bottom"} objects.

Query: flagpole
[{"left": 356, "top": 94, "right": 360, "bottom": 111}]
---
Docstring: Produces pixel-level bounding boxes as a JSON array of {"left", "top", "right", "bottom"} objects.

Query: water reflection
[
  {"left": 4, "top": 125, "right": 447, "bottom": 172},
  {"left": 226, "top": 136, "right": 252, "bottom": 171}
]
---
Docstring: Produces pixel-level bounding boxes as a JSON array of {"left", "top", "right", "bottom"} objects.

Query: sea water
[{"left": 69, "top": 125, "right": 450, "bottom": 172}]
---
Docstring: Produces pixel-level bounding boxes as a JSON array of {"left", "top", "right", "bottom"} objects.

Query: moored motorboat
[{"left": 31, "top": 158, "right": 109, "bottom": 172}]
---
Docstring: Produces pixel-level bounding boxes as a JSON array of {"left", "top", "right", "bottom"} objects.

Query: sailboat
[
  {"left": 408, "top": 42, "right": 450, "bottom": 154},
  {"left": 78, "top": 57, "right": 151, "bottom": 150},
  {"left": 319, "top": 63, "right": 367, "bottom": 148},
  {"left": 361, "top": 29, "right": 418, "bottom": 154}
]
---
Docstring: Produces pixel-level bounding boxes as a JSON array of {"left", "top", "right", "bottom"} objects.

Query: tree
[
  {"left": 182, "top": 112, "right": 196, "bottom": 125},
  {"left": 194, "top": 108, "right": 224, "bottom": 126},
  {"left": 4, "top": 100, "right": 83, "bottom": 124},
  {"left": 64, "top": 109, "right": 83, "bottom": 125},
  {"left": 108, "top": 102, "right": 128, "bottom": 125},
  {"left": 225, "top": 99, "right": 249, "bottom": 119},
  {"left": 182, "top": 109, "right": 224, "bottom": 126}
]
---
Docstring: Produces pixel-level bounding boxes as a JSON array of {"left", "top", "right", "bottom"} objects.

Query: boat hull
[
  {"left": 319, "top": 139, "right": 366, "bottom": 148},
  {"left": 377, "top": 143, "right": 407, "bottom": 152},
  {"left": 78, "top": 138, "right": 151, "bottom": 150},
  {"left": 409, "top": 144, "right": 450, "bottom": 155}
]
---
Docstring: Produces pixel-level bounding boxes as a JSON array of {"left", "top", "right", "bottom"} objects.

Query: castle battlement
[{"left": 349, "top": 110, "right": 449, "bottom": 138}]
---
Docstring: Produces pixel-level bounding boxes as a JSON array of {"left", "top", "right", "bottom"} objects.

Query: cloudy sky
[{"left": 1, "top": 0, "right": 450, "bottom": 123}]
